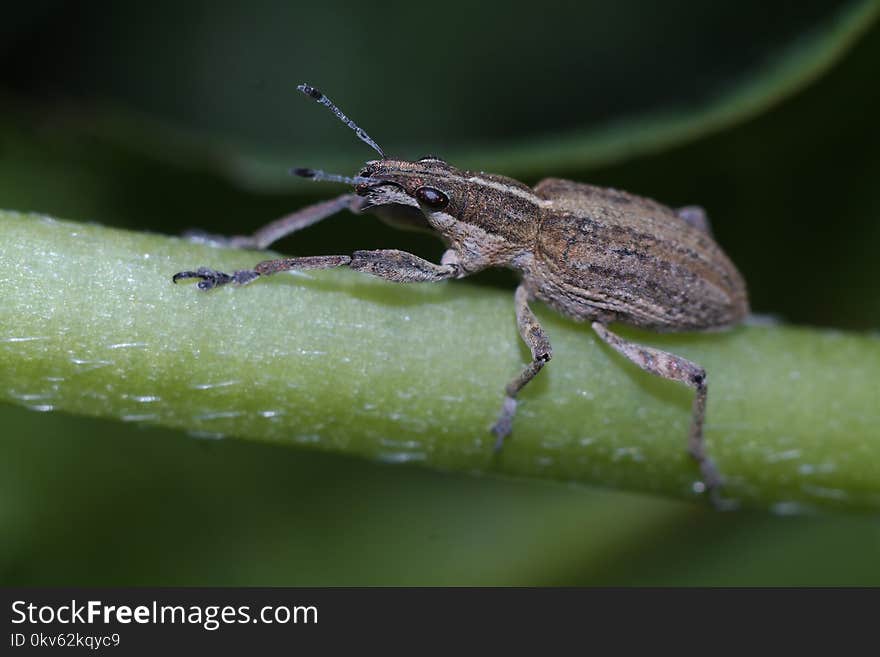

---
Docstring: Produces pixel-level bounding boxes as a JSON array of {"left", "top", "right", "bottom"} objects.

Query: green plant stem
[{"left": 1, "top": 211, "right": 878, "bottom": 512}]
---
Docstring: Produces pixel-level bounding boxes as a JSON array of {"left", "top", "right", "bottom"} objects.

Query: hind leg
[{"left": 591, "top": 322, "right": 725, "bottom": 506}]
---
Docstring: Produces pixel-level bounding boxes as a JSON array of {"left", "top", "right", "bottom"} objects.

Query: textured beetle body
[
  {"left": 174, "top": 85, "right": 750, "bottom": 506},
  {"left": 357, "top": 159, "right": 749, "bottom": 331},
  {"left": 531, "top": 180, "right": 748, "bottom": 330}
]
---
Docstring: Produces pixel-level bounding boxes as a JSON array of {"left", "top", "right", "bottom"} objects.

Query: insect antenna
[
  {"left": 290, "top": 167, "right": 375, "bottom": 186},
  {"left": 297, "top": 83, "right": 387, "bottom": 159}
]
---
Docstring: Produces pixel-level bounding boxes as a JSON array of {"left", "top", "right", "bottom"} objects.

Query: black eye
[{"left": 415, "top": 186, "right": 449, "bottom": 209}]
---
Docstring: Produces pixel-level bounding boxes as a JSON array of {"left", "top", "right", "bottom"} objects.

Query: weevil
[{"left": 174, "top": 83, "right": 749, "bottom": 504}]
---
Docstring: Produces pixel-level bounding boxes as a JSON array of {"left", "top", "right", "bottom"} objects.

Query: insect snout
[{"left": 355, "top": 178, "right": 399, "bottom": 196}]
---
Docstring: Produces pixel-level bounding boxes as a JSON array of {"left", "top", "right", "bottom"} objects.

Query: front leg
[
  {"left": 172, "top": 249, "right": 462, "bottom": 290},
  {"left": 591, "top": 322, "right": 725, "bottom": 506},
  {"left": 185, "top": 193, "right": 364, "bottom": 250}
]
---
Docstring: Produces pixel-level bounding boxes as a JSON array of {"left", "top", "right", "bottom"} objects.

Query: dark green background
[{"left": 1, "top": 1, "right": 878, "bottom": 585}]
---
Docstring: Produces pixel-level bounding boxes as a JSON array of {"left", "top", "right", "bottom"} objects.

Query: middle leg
[{"left": 491, "top": 284, "right": 552, "bottom": 450}]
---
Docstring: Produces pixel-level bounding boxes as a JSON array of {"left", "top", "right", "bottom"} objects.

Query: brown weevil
[{"left": 174, "top": 83, "right": 750, "bottom": 505}]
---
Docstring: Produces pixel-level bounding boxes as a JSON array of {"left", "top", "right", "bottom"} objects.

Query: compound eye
[{"left": 415, "top": 186, "right": 449, "bottom": 209}]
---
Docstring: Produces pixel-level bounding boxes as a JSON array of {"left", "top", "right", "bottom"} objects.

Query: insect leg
[
  {"left": 491, "top": 284, "right": 552, "bottom": 450},
  {"left": 185, "top": 193, "right": 364, "bottom": 249},
  {"left": 172, "top": 249, "right": 460, "bottom": 290},
  {"left": 346, "top": 250, "right": 461, "bottom": 282},
  {"left": 591, "top": 322, "right": 724, "bottom": 505},
  {"left": 675, "top": 205, "right": 713, "bottom": 236}
]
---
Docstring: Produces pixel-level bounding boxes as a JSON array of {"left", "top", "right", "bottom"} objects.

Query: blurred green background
[{"left": 1, "top": 0, "right": 878, "bottom": 585}]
